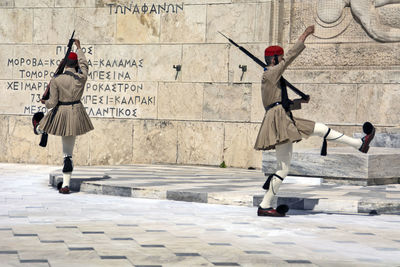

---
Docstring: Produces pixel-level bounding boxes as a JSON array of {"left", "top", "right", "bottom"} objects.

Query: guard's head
[
  {"left": 66, "top": 52, "right": 78, "bottom": 68},
  {"left": 264, "top": 46, "right": 284, "bottom": 66}
]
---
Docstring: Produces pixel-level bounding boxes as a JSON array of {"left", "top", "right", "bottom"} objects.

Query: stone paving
[
  {"left": 48, "top": 164, "right": 400, "bottom": 214},
  {"left": 1, "top": 163, "right": 400, "bottom": 266}
]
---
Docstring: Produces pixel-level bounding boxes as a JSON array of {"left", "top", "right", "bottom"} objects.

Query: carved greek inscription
[
  {"left": 3, "top": 46, "right": 156, "bottom": 119},
  {"left": 107, "top": 2, "right": 184, "bottom": 15}
]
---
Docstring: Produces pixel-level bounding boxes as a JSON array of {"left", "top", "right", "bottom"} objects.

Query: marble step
[
  {"left": 49, "top": 170, "right": 110, "bottom": 191},
  {"left": 253, "top": 194, "right": 400, "bottom": 214},
  {"left": 262, "top": 147, "right": 400, "bottom": 185},
  {"left": 46, "top": 165, "right": 400, "bottom": 214}
]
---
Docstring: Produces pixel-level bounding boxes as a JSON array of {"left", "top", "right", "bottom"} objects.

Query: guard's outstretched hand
[
  {"left": 74, "top": 39, "right": 81, "bottom": 49},
  {"left": 305, "top": 25, "right": 315, "bottom": 36},
  {"left": 299, "top": 25, "right": 314, "bottom": 42}
]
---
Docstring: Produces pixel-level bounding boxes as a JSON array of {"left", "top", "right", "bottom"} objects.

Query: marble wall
[{"left": 0, "top": 0, "right": 399, "bottom": 168}]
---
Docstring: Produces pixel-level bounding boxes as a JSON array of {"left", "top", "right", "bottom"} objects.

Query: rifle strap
[
  {"left": 280, "top": 78, "right": 291, "bottom": 111},
  {"left": 263, "top": 67, "right": 308, "bottom": 101},
  {"left": 284, "top": 78, "right": 308, "bottom": 100}
]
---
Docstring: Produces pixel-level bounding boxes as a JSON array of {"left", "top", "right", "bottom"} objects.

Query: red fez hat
[
  {"left": 68, "top": 52, "right": 78, "bottom": 60},
  {"left": 264, "top": 46, "right": 284, "bottom": 56}
]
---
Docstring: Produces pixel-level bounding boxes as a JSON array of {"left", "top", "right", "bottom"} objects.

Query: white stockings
[
  {"left": 311, "top": 123, "right": 362, "bottom": 149},
  {"left": 61, "top": 136, "right": 76, "bottom": 188},
  {"left": 260, "top": 142, "right": 292, "bottom": 209}
]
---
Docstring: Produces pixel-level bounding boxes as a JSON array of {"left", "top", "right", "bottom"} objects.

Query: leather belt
[
  {"left": 58, "top": 100, "right": 81, "bottom": 106},
  {"left": 265, "top": 102, "right": 281, "bottom": 112}
]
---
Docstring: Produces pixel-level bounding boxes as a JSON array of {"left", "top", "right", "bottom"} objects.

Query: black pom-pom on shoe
[
  {"left": 276, "top": 204, "right": 289, "bottom": 215},
  {"left": 57, "top": 182, "right": 63, "bottom": 190},
  {"left": 362, "top": 122, "right": 374, "bottom": 135},
  {"left": 32, "top": 112, "right": 44, "bottom": 135},
  {"left": 359, "top": 122, "right": 375, "bottom": 153}
]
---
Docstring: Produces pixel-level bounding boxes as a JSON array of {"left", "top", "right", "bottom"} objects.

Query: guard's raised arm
[{"left": 298, "top": 25, "right": 315, "bottom": 43}]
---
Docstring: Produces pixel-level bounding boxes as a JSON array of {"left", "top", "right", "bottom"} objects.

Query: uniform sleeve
[
  {"left": 76, "top": 48, "right": 88, "bottom": 81},
  {"left": 262, "top": 40, "right": 305, "bottom": 84},
  {"left": 45, "top": 78, "right": 59, "bottom": 109}
]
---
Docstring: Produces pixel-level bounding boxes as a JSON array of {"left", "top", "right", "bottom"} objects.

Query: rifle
[
  {"left": 42, "top": 30, "right": 75, "bottom": 100},
  {"left": 218, "top": 31, "right": 309, "bottom": 102}
]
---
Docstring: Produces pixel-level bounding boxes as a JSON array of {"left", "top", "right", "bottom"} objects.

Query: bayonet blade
[{"left": 217, "top": 31, "right": 229, "bottom": 40}]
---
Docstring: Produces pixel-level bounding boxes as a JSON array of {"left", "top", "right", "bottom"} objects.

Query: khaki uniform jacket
[
  {"left": 254, "top": 40, "right": 315, "bottom": 150},
  {"left": 39, "top": 48, "right": 94, "bottom": 136}
]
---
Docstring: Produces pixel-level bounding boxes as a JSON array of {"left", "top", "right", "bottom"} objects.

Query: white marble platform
[
  {"left": 262, "top": 147, "right": 400, "bottom": 185},
  {"left": 46, "top": 164, "right": 400, "bottom": 214}
]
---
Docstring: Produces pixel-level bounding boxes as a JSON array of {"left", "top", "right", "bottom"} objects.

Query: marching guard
[
  {"left": 33, "top": 38, "right": 94, "bottom": 194},
  {"left": 254, "top": 25, "right": 375, "bottom": 216}
]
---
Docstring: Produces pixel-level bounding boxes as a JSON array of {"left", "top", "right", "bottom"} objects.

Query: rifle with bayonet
[
  {"left": 42, "top": 30, "right": 75, "bottom": 100},
  {"left": 218, "top": 31, "right": 309, "bottom": 104}
]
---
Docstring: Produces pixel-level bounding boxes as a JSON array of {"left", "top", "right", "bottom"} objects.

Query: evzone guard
[
  {"left": 32, "top": 37, "right": 94, "bottom": 194},
  {"left": 254, "top": 25, "right": 375, "bottom": 216}
]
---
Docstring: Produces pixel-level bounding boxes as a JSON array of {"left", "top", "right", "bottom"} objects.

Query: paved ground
[
  {"left": 49, "top": 164, "right": 400, "bottom": 214},
  {"left": 1, "top": 163, "right": 400, "bottom": 266}
]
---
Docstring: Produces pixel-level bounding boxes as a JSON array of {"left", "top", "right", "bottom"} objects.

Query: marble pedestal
[
  {"left": 49, "top": 170, "right": 110, "bottom": 192},
  {"left": 262, "top": 147, "right": 400, "bottom": 185}
]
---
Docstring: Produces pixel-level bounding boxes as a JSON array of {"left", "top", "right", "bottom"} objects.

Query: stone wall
[{"left": 0, "top": 0, "right": 399, "bottom": 168}]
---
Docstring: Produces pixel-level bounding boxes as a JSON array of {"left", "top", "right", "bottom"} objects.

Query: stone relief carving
[{"left": 316, "top": 0, "right": 400, "bottom": 42}]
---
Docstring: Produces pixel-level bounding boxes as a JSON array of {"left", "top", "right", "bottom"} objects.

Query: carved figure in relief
[
  {"left": 32, "top": 39, "right": 94, "bottom": 194},
  {"left": 254, "top": 25, "right": 376, "bottom": 217},
  {"left": 317, "top": 0, "right": 400, "bottom": 41}
]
